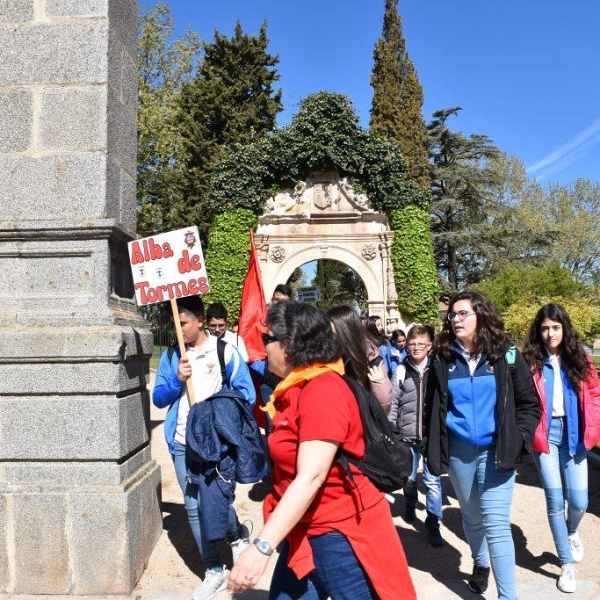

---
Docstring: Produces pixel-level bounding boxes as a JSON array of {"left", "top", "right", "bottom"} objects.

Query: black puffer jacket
[{"left": 423, "top": 349, "right": 540, "bottom": 476}]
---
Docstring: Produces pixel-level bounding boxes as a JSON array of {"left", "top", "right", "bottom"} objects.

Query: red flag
[{"left": 238, "top": 229, "right": 267, "bottom": 363}]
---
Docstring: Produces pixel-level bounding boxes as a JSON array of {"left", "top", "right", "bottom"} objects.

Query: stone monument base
[{"left": 0, "top": 454, "right": 161, "bottom": 594}]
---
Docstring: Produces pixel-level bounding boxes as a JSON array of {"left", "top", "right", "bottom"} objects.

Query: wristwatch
[{"left": 253, "top": 538, "right": 274, "bottom": 556}]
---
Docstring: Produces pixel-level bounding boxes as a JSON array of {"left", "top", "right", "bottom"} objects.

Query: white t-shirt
[
  {"left": 174, "top": 335, "right": 226, "bottom": 445},
  {"left": 548, "top": 353, "right": 565, "bottom": 418}
]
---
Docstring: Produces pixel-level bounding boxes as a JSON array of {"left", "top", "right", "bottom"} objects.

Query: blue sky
[{"left": 142, "top": 0, "right": 600, "bottom": 185}]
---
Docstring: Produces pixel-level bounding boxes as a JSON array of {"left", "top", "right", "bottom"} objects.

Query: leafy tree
[
  {"left": 288, "top": 267, "right": 308, "bottom": 297},
  {"left": 137, "top": 1, "right": 201, "bottom": 236},
  {"left": 369, "top": 1, "right": 437, "bottom": 320},
  {"left": 486, "top": 156, "right": 600, "bottom": 284},
  {"left": 312, "top": 261, "right": 367, "bottom": 313},
  {"left": 370, "top": 0, "right": 429, "bottom": 187},
  {"left": 174, "top": 22, "right": 282, "bottom": 237},
  {"left": 503, "top": 297, "right": 600, "bottom": 347},
  {"left": 539, "top": 179, "right": 600, "bottom": 284},
  {"left": 475, "top": 264, "right": 587, "bottom": 313},
  {"left": 427, "top": 107, "right": 501, "bottom": 290}
]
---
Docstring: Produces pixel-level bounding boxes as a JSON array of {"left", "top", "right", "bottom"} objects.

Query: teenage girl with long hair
[
  {"left": 327, "top": 305, "right": 393, "bottom": 414},
  {"left": 522, "top": 302, "right": 600, "bottom": 594},
  {"left": 425, "top": 291, "right": 540, "bottom": 599},
  {"left": 367, "top": 315, "right": 394, "bottom": 377}
]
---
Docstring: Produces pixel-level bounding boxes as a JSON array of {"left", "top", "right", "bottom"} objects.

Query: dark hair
[
  {"left": 206, "top": 302, "right": 227, "bottom": 321},
  {"left": 407, "top": 324, "right": 433, "bottom": 342},
  {"left": 391, "top": 329, "right": 406, "bottom": 344},
  {"left": 522, "top": 302, "right": 591, "bottom": 385},
  {"left": 326, "top": 305, "right": 371, "bottom": 388},
  {"left": 273, "top": 283, "right": 292, "bottom": 299},
  {"left": 366, "top": 315, "right": 386, "bottom": 345},
  {"left": 435, "top": 291, "right": 511, "bottom": 362},
  {"left": 266, "top": 301, "right": 341, "bottom": 367},
  {"left": 176, "top": 295, "right": 204, "bottom": 319}
]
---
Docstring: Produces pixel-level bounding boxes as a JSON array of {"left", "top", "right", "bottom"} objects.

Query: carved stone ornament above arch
[{"left": 264, "top": 171, "right": 372, "bottom": 217}]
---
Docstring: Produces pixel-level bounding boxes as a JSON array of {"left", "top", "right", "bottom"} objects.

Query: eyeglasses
[
  {"left": 262, "top": 332, "right": 283, "bottom": 346},
  {"left": 407, "top": 343, "right": 431, "bottom": 350},
  {"left": 448, "top": 310, "right": 476, "bottom": 322}
]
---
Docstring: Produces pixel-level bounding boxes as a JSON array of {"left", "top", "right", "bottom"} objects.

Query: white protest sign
[{"left": 128, "top": 226, "right": 210, "bottom": 306}]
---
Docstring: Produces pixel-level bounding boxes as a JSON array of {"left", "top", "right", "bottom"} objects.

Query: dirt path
[{"left": 132, "top": 374, "right": 600, "bottom": 600}]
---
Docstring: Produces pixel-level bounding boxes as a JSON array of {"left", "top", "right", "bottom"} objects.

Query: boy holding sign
[
  {"left": 153, "top": 296, "right": 256, "bottom": 600},
  {"left": 128, "top": 228, "right": 257, "bottom": 600}
]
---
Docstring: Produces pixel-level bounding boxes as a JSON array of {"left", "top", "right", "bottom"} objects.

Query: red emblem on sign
[{"left": 184, "top": 230, "right": 197, "bottom": 249}]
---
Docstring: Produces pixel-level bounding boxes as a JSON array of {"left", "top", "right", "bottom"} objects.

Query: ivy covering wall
[
  {"left": 390, "top": 206, "right": 439, "bottom": 322},
  {"left": 202, "top": 208, "right": 257, "bottom": 321}
]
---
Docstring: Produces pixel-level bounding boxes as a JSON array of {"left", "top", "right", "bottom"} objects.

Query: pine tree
[
  {"left": 370, "top": 0, "right": 429, "bottom": 187},
  {"left": 174, "top": 22, "right": 283, "bottom": 236},
  {"left": 427, "top": 107, "right": 501, "bottom": 290}
]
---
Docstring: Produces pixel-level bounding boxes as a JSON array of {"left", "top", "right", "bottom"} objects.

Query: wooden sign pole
[{"left": 170, "top": 298, "right": 196, "bottom": 405}]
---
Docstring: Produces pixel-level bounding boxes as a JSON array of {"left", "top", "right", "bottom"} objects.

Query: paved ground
[{"left": 8, "top": 374, "right": 600, "bottom": 599}]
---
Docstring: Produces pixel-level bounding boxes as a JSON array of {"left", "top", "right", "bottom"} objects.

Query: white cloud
[{"left": 526, "top": 118, "right": 600, "bottom": 180}]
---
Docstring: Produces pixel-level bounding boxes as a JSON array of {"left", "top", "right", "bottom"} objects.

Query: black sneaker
[
  {"left": 468, "top": 564, "right": 490, "bottom": 594},
  {"left": 425, "top": 518, "right": 444, "bottom": 548},
  {"left": 404, "top": 504, "right": 416, "bottom": 522}
]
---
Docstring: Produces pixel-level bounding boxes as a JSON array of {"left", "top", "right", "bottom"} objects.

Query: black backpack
[{"left": 338, "top": 375, "right": 412, "bottom": 494}]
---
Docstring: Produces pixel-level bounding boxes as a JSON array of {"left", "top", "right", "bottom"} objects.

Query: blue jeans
[
  {"left": 172, "top": 441, "right": 241, "bottom": 570},
  {"left": 531, "top": 417, "right": 588, "bottom": 565},
  {"left": 269, "top": 533, "right": 377, "bottom": 599},
  {"left": 448, "top": 437, "right": 516, "bottom": 600},
  {"left": 404, "top": 443, "right": 443, "bottom": 521}
]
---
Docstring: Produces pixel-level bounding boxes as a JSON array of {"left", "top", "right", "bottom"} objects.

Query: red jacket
[{"left": 531, "top": 355, "right": 600, "bottom": 453}]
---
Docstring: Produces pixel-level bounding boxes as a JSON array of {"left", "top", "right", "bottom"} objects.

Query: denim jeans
[
  {"left": 531, "top": 416, "right": 588, "bottom": 565},
  {"left": 404, "top": 443, "right": 443, "bottom": 521},
  {"left": 269, "top": 533, "right": 377, "bottom": 599},
  {"left": 448, "top": 437, "right": 516, "bottom": 600},
  {"left": 172, "top": 441, "right": 241, "bottom": 570}
]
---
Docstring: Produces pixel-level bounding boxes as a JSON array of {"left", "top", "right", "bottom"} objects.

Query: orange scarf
[{"left": 261, "top": 359, "right": 345, "bottom": 419}]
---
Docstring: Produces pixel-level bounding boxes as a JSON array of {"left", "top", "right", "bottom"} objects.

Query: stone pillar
[{"left": 0, "top": 1, "right": 162, "bottom": 594}]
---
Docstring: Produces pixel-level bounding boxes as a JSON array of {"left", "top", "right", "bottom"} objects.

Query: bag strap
[
  {"left": 505, "top": 345, "right": 517, "bottom": 371},
  {"left": 217, "top": 338, "right": 227, "bottom": 387}
]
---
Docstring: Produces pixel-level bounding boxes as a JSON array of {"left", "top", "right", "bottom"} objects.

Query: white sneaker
[
  {"left": 568, "top": 532, "right": 584, "bottom": 563},
  {"left": 231, "top": 537, "right": 250, "bottom": 563},
  {"left": 557, "top": 563, "right": 576, "bottom": 594},
  {"left": 191, "top": 568, "right": 227, "bottom": 600},
  {"left": 230, "top": 521, "right": 252, "bottom": 563}
]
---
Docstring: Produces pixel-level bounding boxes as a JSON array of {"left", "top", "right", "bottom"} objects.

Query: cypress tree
[
  {"left": 370, "top": 0, "right": 438, "bottom": 321},
  {"left": 370, "top": 0, "right": 429, "bottom": 187}
]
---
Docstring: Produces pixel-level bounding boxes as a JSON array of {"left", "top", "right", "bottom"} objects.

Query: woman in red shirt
[{"left": 228, "top": 301, "right": 415, "bottom": 599}]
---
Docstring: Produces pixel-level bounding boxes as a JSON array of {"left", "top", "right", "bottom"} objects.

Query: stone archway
[{"left": 255, "top": 171, "right": 406, "bottom": 332}]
